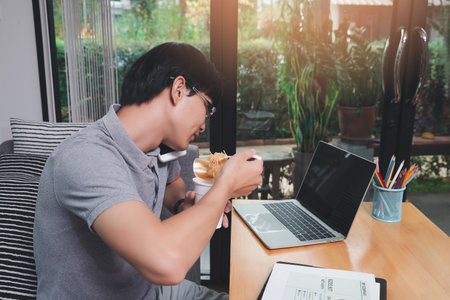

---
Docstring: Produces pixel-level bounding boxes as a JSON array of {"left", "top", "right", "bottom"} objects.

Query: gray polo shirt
[{"left": 33, "top": 105, "right": 180, "bottom": 299}]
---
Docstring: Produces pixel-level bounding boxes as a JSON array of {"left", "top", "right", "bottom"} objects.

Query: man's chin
[
  {"left": 161, "top": 142, "right": 186, "bottom": 152},
  {"left": 177, "top": 141, "right": 190, "bottom": 151},
  {"left": 172, "top": 146, "right": 188, "bottom": 152}
]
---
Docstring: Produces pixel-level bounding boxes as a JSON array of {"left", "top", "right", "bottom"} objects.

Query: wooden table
[{"left": 230, "top": 201, "right": 450, "bottom": 300}]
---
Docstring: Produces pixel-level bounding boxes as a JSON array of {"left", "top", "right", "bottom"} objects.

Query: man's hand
[
  {"left": 215, "top": 149, "right": 263, "bottom": 199},
  {"left": 221, "top": 200, "right": 232, "bottom": 228},
  {"left": 176, "top": 190, "right": 195, "bottom": 213}
]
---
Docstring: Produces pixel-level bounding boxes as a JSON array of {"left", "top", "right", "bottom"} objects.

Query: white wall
[{"left": 0, "top": 0, "right": 43, "bottom": 143}]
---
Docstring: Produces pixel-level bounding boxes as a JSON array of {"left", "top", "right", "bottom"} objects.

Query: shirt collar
[{"left": 102, "top": 104, "right": 160, "bottom": 169}]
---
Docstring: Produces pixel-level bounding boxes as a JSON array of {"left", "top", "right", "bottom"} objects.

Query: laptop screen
[{"left": 296, "top": 141, "right": 376, "bottom": 236}]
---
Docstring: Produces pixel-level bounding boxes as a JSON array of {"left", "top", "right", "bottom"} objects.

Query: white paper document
[{"left": 262, "top": 263, "right": 378, "bottom": 300}]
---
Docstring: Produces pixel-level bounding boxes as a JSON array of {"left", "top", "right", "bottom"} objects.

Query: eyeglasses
[
  {"left": 170, "top": 76, "right": 216, "bottom": 118},
  {"left": 189, "top": 85, "right": 216, "bottom": 118}
]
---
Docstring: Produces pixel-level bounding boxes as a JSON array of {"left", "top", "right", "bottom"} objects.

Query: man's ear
[{"left": 170, "top": 76, "right": 187, "bottom": 106}]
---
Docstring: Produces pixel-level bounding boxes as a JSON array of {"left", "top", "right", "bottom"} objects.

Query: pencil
[
  {"left": 389, "top": 160, "right": 404, "bottom": 189},
  {"left": 394, "top": 169, "right": 406, "bottom": 189},
  {"left": 373, "top": 172, "right": 383, "bottom": 187},
  {"left": 385, "top": 155, "right": 396, "bottom": 187},
  {"left": 375, "top": 170, "right": 387, "bottom": 188},
  {"left": 403, "top": 172, "right": 417, "bottom": 187},
  {"left": 401, "top": 165, "right": 418, "bottom": 188}
]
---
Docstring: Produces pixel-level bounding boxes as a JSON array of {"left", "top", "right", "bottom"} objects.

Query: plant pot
[
  {"left": 337, "top": 104, "right": 377, "bottom": 145},
  {"left": 292, "top": 148, "right": 314, "bottom": 196}
]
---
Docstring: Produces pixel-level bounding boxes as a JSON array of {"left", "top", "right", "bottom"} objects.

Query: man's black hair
[{"left": 119, "top": 42, "right": 223, "bottom": 106}]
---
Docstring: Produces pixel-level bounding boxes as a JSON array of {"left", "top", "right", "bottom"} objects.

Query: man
[{"left": 33, "top": 42, "right": 263, "bottom": 299}]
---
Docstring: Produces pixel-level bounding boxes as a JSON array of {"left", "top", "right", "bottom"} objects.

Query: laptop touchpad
[{"left": 245, "top": 213, "right": 285, "bottom": 233}]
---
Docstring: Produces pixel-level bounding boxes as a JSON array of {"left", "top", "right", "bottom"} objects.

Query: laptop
[{"left": 233, "top": 141, "right": 376, "bottom": 249}]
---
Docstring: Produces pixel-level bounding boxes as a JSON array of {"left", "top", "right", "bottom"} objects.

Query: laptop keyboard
[{"left": 263, "top": 202, "right": 335, "bottom": 241}]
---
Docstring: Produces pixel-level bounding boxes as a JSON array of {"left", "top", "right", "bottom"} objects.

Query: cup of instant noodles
[{"left": 193, "top": 152, "right": 228, "bottom": 229}]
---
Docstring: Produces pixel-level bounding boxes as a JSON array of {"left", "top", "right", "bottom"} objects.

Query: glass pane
[
  {"left": 52, "top": 0, "right": 210, "bottom": 124},
  {"left": 237, "top": 0, "right": 392, "bottom": 199},
  {"left": 51, "top": 1, "right": 67, "bottom": 121},
  {"left": 113, "top": 0, "right": 211, "bottom": 100},
  {"left": 409, "top": 3, "right": 450, "bottom": 195},
  {"left": 237, "top": 1, "right": 293, "bottom": 200}
]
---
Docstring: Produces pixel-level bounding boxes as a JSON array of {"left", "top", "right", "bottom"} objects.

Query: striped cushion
[
  {"left": 10, "top": 118, "right": 88, "bottom": 157},
  {"left": 0, "top": 154, "right": 47, "bottom": 299}
]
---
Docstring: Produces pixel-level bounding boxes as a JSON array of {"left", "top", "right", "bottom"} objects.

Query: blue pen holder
[{"left": 372, "top": 184, "right": 406, "bottom": 222}]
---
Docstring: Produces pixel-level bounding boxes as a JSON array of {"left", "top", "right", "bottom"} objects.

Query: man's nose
[{"left": 199, "top": 123, "right": 206, "bottom": 133}]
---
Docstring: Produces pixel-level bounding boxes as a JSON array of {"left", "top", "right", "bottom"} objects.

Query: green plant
[
  {"left": 283, "top": 63, "right": 338, "bottom": 153},
  {"left": 408, "top": 178, "right": 450, "bottom": 192},
  {"left": 415, "top": 41, "right": 449, "bottom": 135},
  {"left": 236, "top": 39, "right": 291, "bottom": 140},
  {"left": 334, "top": 25, "right": 384, "bottom": 107},
  {"left": 276, "top": 0, "right": 338, "bottom": 152},
  {"left": 408, "top": 155, "right": 450, "bottom": 192},
  {"left": 56, "top": 38, "right": 109, "bottom": 122},
  {"left": 237, "top": 39, "right": 280, "bottom": 112},
  {"left": 114, "top": 0, "right": 210, "bottom": 44}
]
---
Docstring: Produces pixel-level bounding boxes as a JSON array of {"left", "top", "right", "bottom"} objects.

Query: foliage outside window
[
  {"left": 236, "top": 1, "right": 290, "bottom": 141},
  {"left": 52, "top": 0, "right": 448, "bottom": 145},
  {"left": 275, "top": 0, "right": 338, "bottom": 152},
  {"left": 53, "top": 0, "right": 210, "bottom": 122},
  {"left": 51, "top": 0, "right": 449, "bottom": 191},
  {"left": 411, "top": 5, "right": 450, "bottom": 191},
  {"left": 333, "top": 25, "right": 384, "bottom": 107},
  {"left": 409, "top": 155, "right": 450, "bottom": 192},
  {"left": 415, "top": 41, "right": 449, "bottom": 136}
]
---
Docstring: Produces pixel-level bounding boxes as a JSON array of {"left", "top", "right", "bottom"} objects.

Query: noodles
[
  {"left": 193, "top": 152, "right": 228, "bottom": 181},
  {"left": 207, "top": 152, "right": 228, "bottom": 178}
]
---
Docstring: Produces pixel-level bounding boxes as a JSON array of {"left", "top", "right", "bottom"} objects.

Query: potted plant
[
  {"left": 281, "top": 61, "right": 338, "bottom": 194},
  {"left": 334, "top": 25, "right": 384, "bottom": 144},
  {"left": 276, "top": 0, "right": 338, "bottom": 194}
]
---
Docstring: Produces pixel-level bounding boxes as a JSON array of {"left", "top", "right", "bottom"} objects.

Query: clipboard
[{"left": 257, "top": 261, "right": 387, "bottom": 300}]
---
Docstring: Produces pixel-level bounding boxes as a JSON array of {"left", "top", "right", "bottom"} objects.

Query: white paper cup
[{"left": 193, "top": 177, "right": 223, "bottom": 229}]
